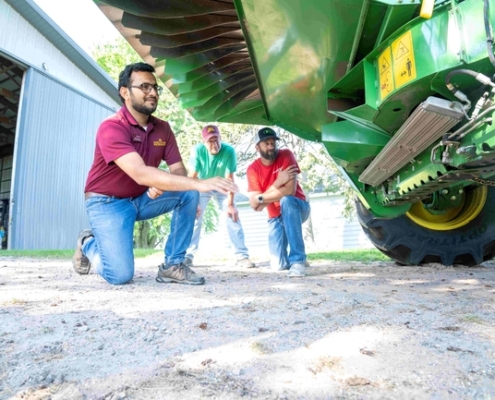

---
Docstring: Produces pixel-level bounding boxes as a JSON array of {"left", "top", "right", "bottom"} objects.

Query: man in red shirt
[
  {"left": 246, "top": 127, "right": 311, "bottom": 277},
  {"left": 72, "top": 62, "right": 237, "bottom": 285}
]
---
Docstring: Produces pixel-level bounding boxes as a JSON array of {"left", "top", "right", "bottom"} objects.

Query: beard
[
  {"left": 259, "top": 148, "right": 278, "bottom": 161},
  {"left": 209, "top": 142, "right": 221, "bottom": 155},
  {"left": 131, "top": 97, "right": 157, "bottom": 115}
]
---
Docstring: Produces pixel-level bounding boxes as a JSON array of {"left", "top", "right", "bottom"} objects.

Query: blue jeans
[
  {"left": 82, "top": 190, "right": 199, "bottom": 285},
  {"left": 186, "top": 191, "right": 249, "bottom": 260},
  {"left": 267, "top": 196, "right": 310, "bottom": 270}
]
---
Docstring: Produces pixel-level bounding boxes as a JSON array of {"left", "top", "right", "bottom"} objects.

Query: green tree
[
  {"left": 211, "top": 123, "right": 353, "bottom": 244},
  {"left": 92, "top": 38, "right": 220, "bottom": 248},
  {"left": 92, "top": 37, "right": 351, "bottom": 248}
]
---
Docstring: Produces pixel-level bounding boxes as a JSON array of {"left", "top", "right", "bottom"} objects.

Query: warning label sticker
[
  {"left": 391, "top": 31, "right": 416, "bottom": 88},
  {"left": 378, "top": 47, "right": 394, "bottom": 100}
]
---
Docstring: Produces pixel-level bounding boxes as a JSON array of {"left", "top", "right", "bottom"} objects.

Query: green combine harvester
[{"left": 96, "top": 0, "right": 495, "bottom": 267}]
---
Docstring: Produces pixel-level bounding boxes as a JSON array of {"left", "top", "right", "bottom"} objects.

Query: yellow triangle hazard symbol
[
  {"left": 396, "top": 41, "right": 409, "bottom": 59},
  {"left": 381, "top": 58, "right": 390, "bottom": 73}
]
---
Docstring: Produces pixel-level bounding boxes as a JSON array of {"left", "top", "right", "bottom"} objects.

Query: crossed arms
[{"left": 248, "top": 165, "right": 299, "bottom": 211}]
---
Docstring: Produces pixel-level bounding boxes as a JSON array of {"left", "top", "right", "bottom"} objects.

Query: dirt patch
[{"left": 1, "top": 254, "right": 495, "bottom": 399}]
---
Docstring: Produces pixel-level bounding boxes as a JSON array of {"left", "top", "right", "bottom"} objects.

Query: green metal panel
[
  {"left": 95, "top": 0, "right": 495, "bottom": 218},
  {"left": 235, "top": 0, "right": 367, "bottom": 140},
  {"left": 328, "top": 0, "right": 494, "bottom": 155},
  {"left": 322, "top": 120, "right": 390, "bottom": 173}
]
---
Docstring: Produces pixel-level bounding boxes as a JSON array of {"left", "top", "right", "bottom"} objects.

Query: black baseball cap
[{"left": 256, "top": 127, "right": 280, "bottom": 144}]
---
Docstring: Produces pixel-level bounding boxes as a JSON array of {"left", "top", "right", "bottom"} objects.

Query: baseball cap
[
  {"left": 202, "top": 125, "right": 220, "bottom": 140},
  {"left": 256, "top": 127, "right": 280, "bottom": 144}
]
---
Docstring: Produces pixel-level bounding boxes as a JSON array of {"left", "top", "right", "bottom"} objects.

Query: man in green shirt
[{"left": 185, "top": 125, "right": 254, "bottom": 268}]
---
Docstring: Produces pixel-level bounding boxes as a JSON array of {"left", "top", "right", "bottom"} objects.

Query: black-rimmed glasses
[{"left": 128, "top": 83, "right": 163, "bottom": 95}]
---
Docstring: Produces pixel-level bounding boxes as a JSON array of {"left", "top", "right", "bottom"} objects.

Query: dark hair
[{"left": 118, "top": 62, "right": 156, "bottom": 103}]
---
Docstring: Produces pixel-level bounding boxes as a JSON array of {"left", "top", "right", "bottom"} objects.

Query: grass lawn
[{"left": 0, "top": 248, "right": 390, "bottom": 262}]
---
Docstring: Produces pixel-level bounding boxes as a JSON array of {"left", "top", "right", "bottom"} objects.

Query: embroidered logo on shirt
[
  {"left": 154, "top": 138, "right": 166, "bottom": 146},
  {"left": 133, "top": 135, "right": 143, "bottom": 143}
]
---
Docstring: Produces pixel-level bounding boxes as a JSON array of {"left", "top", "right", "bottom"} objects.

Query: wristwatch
[{"left": 257, "top": 195, "right": 264, "bottom": 204}]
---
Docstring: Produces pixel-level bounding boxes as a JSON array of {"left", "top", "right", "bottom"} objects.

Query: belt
[{"left": 85, "top": 192, "right": 110, "bottom": 200}]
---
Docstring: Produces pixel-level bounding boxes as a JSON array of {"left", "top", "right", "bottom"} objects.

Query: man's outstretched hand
[
  {"left": 198, "top": 177, "right": 239, "bottom": 194},
  {"left": 146, "top": 176, "right": 238, "bottom": 200}
]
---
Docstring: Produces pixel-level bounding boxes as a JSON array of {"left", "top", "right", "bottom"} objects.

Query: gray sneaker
[
  {"left": 288, "top": 262, "right": 306, "bottom": 277},
  {"left": 156, "top": 262, "right": 205, "bottom": 285},
  {"left": 72, "top": 229, "right": 93, "bottom": 275},
  {"left": 236, "top": 258, "right": 255, "bottom": 268},
  {"left": 183, "top": 257, "right": 193, "bottom": 267}
]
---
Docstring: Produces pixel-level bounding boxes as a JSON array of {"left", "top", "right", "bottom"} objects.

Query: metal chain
[{"left": 470, "top": 177, "right": 495, "bottom": 186}]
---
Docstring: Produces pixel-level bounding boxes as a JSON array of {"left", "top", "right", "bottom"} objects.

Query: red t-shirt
[
  {"left": 246, "top": 148, "right": 306, "bottom": 219},
  {"left": 84, "top": 106, "right": 182, "bottom": 198}
]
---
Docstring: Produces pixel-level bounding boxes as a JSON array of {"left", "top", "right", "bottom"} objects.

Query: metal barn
[{"left": 0, "top": 0, "right": 120, "bottom": 249}]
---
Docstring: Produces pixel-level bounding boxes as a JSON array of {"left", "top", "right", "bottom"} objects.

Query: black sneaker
[
  {"left": 156, "top": 262, "right": 205, "bottom": 285},
  {"left": 72, "top": 229, "right": 93, "bottom": 275}
]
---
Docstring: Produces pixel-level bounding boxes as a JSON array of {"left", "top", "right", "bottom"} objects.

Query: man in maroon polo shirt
[{"left": 72, "top": 62, "right": 238, "bottom": 285}]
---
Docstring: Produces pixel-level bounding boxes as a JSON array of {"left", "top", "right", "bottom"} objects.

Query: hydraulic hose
[
  {"left": 445, "top": 69, "right": 495, "bottom": 112},
  {"left": 447, "top": 104, "right": 495, "bottom": 140},
  {"left": 454, "top": 118, "right": 492, "bottom": 141},
  {"left": 445, "top": 69, "right": 494, "bottom": 88},
  {"left": 484, "top": 0, "right": 495, "bottom": 68}
]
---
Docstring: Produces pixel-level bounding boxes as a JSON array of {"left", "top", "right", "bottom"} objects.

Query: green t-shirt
[{"left": 189, "top": 142, "right": 237, "bottom": 179}]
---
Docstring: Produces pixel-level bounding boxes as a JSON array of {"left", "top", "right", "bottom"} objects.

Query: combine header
[{"left": 96, "top": 0, "right": 495, "bottom": 266}]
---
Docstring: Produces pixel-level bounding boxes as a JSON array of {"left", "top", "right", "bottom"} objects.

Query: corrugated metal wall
[
  {"left": 11, "top": 68, "right": 115, "bottom": 249},
  {"left": 0, "top": 0, "right": 116, "bottom": 106}
]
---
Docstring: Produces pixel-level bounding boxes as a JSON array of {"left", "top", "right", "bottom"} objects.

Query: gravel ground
[{"left": 1, "top": 253, "right": 495, "bottom": 400}]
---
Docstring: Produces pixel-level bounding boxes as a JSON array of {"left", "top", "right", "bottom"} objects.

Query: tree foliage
[
  {"left": 92, "top": 38, "right": 223, "bottom": 248},
  {"left": 91, "top": 37, "right": 351, "bottom": 248},
  {"left": 273, "top": 129, "right": 354, "bottom": 218}
]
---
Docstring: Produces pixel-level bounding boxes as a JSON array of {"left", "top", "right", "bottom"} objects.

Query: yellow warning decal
[
  {"left": 378, "top": 47, "right": 394, "bottom": 100},
  {"left": 392, "top": 31, "right": 416, "bottom": 88}
]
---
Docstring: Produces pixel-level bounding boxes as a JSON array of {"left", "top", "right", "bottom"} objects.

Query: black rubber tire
[{"left": 355, "top": 186, "right": 495, "bottom": 266}]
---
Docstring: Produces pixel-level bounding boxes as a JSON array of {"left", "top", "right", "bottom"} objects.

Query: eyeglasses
[{"left": 128, "top": 83, "right": 163, "bottom": 95}]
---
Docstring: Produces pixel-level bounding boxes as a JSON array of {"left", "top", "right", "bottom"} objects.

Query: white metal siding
[
  {"left": 0, "top": 0, "right": 116, "bottom": 106},
  {"left": 10, "top": 69, "right": 115, "bottom": 249},
  {"left": 199, "top": 194, "right": 373, "bottom": 257},
  {"left": 307, "top": 195, "right": 374, "bottom": 250}
]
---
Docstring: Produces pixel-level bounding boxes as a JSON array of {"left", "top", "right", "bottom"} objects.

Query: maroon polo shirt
[{"left": 84, "top": 105, "right": 182, "bottom": 198}]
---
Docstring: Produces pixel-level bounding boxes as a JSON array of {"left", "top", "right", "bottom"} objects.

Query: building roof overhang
[{"left": 4, "top": 0, "right": 119, "bottom": 104}]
